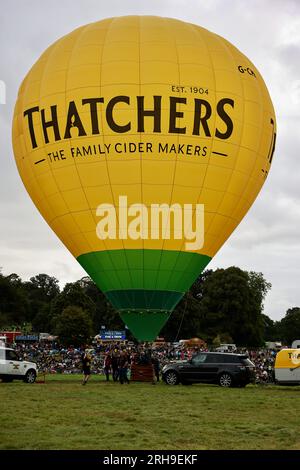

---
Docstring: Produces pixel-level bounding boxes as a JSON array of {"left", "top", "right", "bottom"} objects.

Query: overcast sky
[{"left": 0, "top": 0, "right": 299, "bottom": 321}]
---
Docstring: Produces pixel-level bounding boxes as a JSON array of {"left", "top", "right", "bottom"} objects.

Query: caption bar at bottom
[{"left": 103, "top": 453, "right": 197, "bottom": 466}]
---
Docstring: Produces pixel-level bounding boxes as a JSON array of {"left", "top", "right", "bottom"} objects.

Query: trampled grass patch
[{"left": 1, "top": 375, "right": 300, "bottom": 450}]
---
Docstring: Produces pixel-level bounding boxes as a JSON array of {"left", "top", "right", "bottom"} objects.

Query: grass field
[{"left": 1, "top": 375, "right": 300, "bottom": 450}]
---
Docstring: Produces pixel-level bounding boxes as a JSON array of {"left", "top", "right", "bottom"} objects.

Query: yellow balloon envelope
[{"left": 12, "top": 16, "right": 276, "bottom": 340}]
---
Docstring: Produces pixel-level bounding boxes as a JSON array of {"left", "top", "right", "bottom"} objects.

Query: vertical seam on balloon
[
  {"left": 162, "top": 23, "right": 218, "bottom": 293},
  {"left": 175, "top": 24, "right": 217, "bottom": 282},
  {"left": 62, "top": 24, "right": 108, "bottom": 271},
  {"left": 236, "top": 58, "right": 267, "bottom": 209},
  {"left": 138, "top": 23, "right": 163, "bottom": 310},
  {"left": 172, "top": 26, "right": 244, "bottom": 262},
  {"left": 97, "top": 17, "right": 134, "bottom": 300},
  {"left": 18, "top": 83, "right": 51, "bottom": 229},
  {"left": 208, "top": 37, "right": 263, "bottom": 256},
  {"left": 40, "top": 29, "right": 86, "bottom": 256},
  {"left": 151, "top": 17, "right": 182, "bottom": 306},
  {"left": 17, "top": 75, "right": 40, "bottom": 185},
  {"left": 193, "top": 26, "right": 222, "bottom": 257},
  {"left": 19, "top": 62, "right": 58, "bottom": 229},
  {"left": 79, "top": 22, "right": 118, "bottom": 291},
  {"left": 142, "top": 19, "right": 172, "bottom": 305},
  {"left": 35, "top": 31, "right": 84, "bottom": 258},
  {"left": 91, "top": 20, "right": 126, "bottom": 293},
  {"left": 138, "top": 17, "right": 147, "bottom": 308},
  {"left": 201, "top": 33, "right": 246, "bottom": 255},
  {"left": 60, "top": 20, "right": 126, "bottom": 296}
]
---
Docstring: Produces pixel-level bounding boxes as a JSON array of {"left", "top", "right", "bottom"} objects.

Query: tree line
[{"left": 0, "top": 267, "right": 299, "bottom": 347}]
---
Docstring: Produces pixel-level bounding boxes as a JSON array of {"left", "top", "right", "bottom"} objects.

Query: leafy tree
[
  {"left": 212, "top": 334, "right": 221, "bottom": 348},
  {"left": 196, "top": 267, "right": 267, "bottom": 346},
  {"left": 211, "top": 333, "right": 233, "bottom": 347},
  {"left": 278, "top": 307, "right": 300, "bottom": 345},
  {"left": 21, "top": 322, "right": 33, "bottom": 334},
  {"left": 0, "top": 272, "right": 28, "bottom": 327},
  {"left": 54, "top": 306, "right": 93, "bottom": 347},
  {"left": 32, "top": 304, "right": 52, "bottom": 332},
  {"left": 23, "top": 274, "right": 60, "bottom": 329},
  {"left": 161, "top": 267, "right": 271, "bottom": 346},
  {"left": 0, "top": 266, "right": 274, "bottom": 346},
  {"left": 28, "top": 274, "right": 60, "bottom": 300},
  {"left": 248, "top": 272, "right": 271, "bottom": 311},
  {"left": 261, "top": 314, "right": 281, "bottom": 341},
  {"left": 51, "top": 281, "right": 96, "bottom": 331},
  {"left": 78, "top": 277, "right": 123, "bottom": 332},
  {"left": 161, "top": 291, "right": 203, "bottom": 341},
  {"left": 6, "top": 273, "right": 23, "bottom": 286},
  {"left": 190, "top": 269, "right": 214, "bottom": 300}
]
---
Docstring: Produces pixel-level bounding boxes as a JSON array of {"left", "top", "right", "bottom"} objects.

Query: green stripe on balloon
[
  {"left": 120, "top": 311, "right": 172, "bottom": 342},
  {"left": 77, "top": 249, "right": 211, "bottom": 291},
  {"left": 77, "top": 249, "right": 211, "bottom": 340},
  {"left": 104, "top": 289, "right": 183, "bottom": 310}
]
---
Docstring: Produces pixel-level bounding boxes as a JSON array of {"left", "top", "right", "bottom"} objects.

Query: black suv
[{"left": 162, "top": 352, "right": 255, "bottom": 387}]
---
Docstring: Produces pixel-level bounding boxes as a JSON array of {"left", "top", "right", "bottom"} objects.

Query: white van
[
  {"left": 0, "top": 347, "right": 37, "bottom": 383},
  {"left": 274, "top": 349, "right": 300, "bottom": 385}
]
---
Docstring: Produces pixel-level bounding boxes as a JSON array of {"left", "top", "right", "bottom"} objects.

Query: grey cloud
[
  {"left": 0, "top": 0, "right": 299, "bottom": 322},
  {"left": 277, "top": 44, "right": 300, "bottom": 75}
]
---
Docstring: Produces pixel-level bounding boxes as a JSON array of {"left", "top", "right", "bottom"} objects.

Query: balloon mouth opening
[{"left": 120, "top": 310, "right": 171, "bottom": 341}]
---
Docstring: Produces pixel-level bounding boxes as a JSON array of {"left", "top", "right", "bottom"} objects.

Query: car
[
  {"left": 215, "top": 343, "right": 237, "bottom": 353},
  {"left": 0, "top": 347, "right": 37, "bottom": 383},
  {"left": 162, "top": 352, "right": 255, "bottom": 387}
]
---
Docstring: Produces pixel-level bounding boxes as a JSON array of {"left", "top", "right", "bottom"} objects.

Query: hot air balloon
[{"left": 12, "top": 16, "right": 276, "bottom": 341}]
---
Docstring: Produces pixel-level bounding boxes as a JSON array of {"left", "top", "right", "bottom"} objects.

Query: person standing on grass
[
  {"left": 152, "top": 354, "right": 160, "bottom": 383},
  {"left": 119, "top": 350, "right": 130, "bottom": 384},
  {"left": 81, "top": 347, "right": 92, "bottom": 385},
  {"left": 104, "top": 351, "right": 112, "bottom": 381},
  {"left": 111, "top": 349, "right": 120, "bottom": 382}
]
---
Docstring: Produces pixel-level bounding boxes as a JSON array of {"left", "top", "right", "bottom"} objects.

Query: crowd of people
[
  {"left": 12, "top": 340, "right": 277, "bottom": 384},
  {"left": 248, "top": 349, "right": 276, "bottom": 383}
]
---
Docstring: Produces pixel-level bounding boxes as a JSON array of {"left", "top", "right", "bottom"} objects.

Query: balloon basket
[
  {"left": 130, "top": 364, "right": 154, "bottom": 383},
  {"left": 35, "top": 372, "right": 46, "bottom": 384}
]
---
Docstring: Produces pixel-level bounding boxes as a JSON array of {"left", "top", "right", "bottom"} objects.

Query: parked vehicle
[
  {"left": 265, "top": 341, "right": 282, "bottom": 350},
  {"left": 215, "top": 343, "right": 237, "bottom": 353},
  {"left": 162, "top": 352, "right": 255, "bottom": 387},
  {"left": 0, "top": 347, "right": 37, "bottom": 383},
  {"left": 274, "top": 349, "right": 300, "bottom": 385}
]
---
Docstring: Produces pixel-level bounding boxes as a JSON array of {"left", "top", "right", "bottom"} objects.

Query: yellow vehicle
[{"left": 274, "top": 349, "right": 300, "bottom": 385}]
